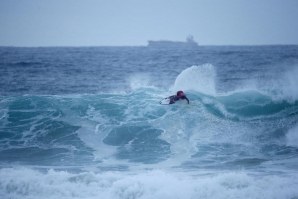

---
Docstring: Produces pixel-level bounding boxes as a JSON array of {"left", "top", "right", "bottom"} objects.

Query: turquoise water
[{"left": 1, "top": 46, "right": 298, "bottom": 198}]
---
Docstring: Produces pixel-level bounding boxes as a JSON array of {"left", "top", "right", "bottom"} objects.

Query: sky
[{"left": 0, "top": 0, "right": 298, "bottom": 46}]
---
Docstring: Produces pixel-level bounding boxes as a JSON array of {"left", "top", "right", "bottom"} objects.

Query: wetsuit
[{"left": 169, "top": 95, "right": 189, "bottom": 104}]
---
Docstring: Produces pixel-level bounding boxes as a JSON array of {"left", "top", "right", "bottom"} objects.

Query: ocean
[{"left": 0, "top": 45, "right": 298, "bottom": 199}]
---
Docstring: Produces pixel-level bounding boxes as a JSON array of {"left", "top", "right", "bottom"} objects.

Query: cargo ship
[{"left": 147, "top": 35, "right": 199, "bottom": 48}]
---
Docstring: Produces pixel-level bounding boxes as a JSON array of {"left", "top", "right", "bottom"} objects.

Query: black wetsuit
[{"left": 169, "top": 95, "right": 189, "bottom": 104}]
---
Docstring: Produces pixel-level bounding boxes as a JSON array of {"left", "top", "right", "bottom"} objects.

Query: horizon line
[{"left": 1, "top": 43, "right": 298, "bottom": 48}]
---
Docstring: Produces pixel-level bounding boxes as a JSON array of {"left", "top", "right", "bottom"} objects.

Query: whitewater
[{"left": 0, "top": 46, "right": 298, "bottom": 199}]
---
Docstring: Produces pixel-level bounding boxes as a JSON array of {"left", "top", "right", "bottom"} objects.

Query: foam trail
[{"left": 172, "top": 64, "right": 216, "bottom": 95}]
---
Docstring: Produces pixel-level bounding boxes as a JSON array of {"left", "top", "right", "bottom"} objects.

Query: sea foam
[
  {"left": 172, "top": 64, "right": 216, "bottom": 96},
  {"left": 1, "top": 168, "right": 298, "bottom": 199},
  {"left": 277, "top": 66, "right": 298, "bottom": 103},
  {"left": 286, "top": 124, "right": 298, "bottom": 147}
]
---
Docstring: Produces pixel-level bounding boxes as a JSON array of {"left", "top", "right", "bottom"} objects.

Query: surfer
[{"left": 168, "top": 90, "right": 189, "bottom": 104}]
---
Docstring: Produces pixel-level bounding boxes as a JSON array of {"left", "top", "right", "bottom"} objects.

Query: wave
[
  {"left": 1, "top": 89, "right": 297, "bottom": 167},
  {"left": 1, "top": 168, "right": 298, "bottom": 199},
  {"left": 0, "top": 96, "right": 94, "bottom": 166},
  {"left": 1, "top": 64, "right": 298, "bottom": 169},
  {"left": 8, "top": 61, "right": 44, "bottom": 67},
  {"left": 170, "top": 64, "right": 298, "bottom": 119},
  {"left": 0, "top": 93, "right": 298, "bottom": 198},
  {"left": 174, "top": 64, "right": 298, "bottom": 103},
  {"left": 207, "top": 91, "right": 298, "bottom": 119}
]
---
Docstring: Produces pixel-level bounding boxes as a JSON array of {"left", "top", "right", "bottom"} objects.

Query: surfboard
[
  {"left": 159, "top": 97, "right": 189, "bottom": 105},
  {"left": 159, "top": 98, "right": 171, "bottom": 105}
]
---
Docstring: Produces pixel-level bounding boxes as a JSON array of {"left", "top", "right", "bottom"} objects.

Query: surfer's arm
[
  {"left": 182, "top": 96, "right": 190, "bottom": 104},
  {"left": 186, "top": 97, "right": 189, "bottom": 104}
]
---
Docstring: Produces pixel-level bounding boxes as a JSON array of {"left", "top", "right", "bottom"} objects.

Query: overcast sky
[{"left": 0, "top": 0, "right": 298, "bottom": 46}]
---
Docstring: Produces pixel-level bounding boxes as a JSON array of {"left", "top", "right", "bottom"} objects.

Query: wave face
[
  {"left": 1, "top": 88, "right": 297, "bottom": 166},
  {"left": 1, "top": 46, "right": 298, "bottom": 198}
]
